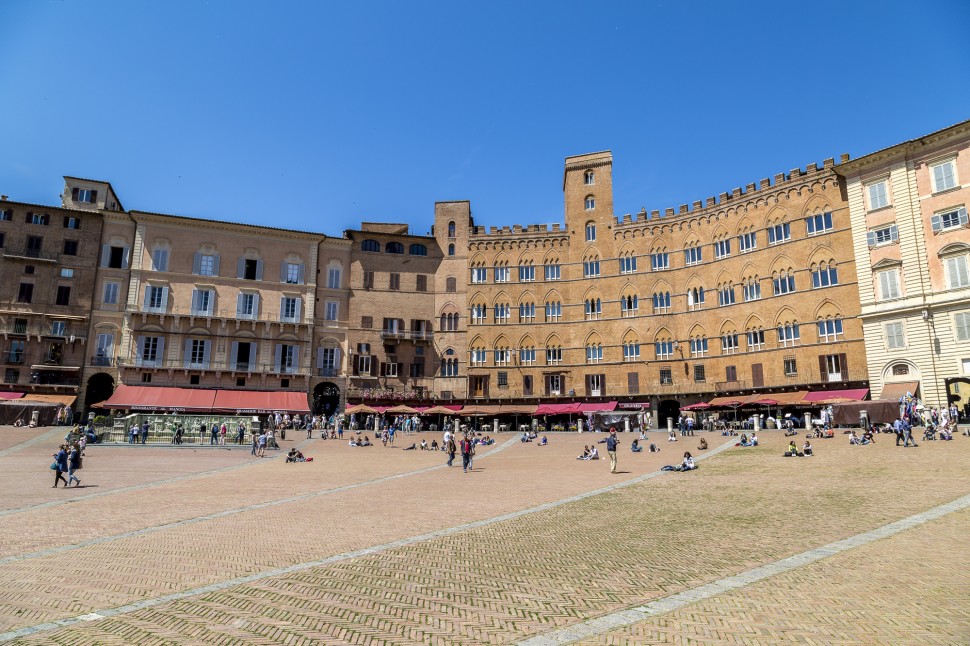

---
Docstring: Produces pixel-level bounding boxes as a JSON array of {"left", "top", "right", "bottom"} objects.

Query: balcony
[
  {"left": 29, "top": 374, "right": 80, "bottom": 387},
  {"left": 116, "top": 357, "right": 311, "bottom": 376},
  {"left": 90, "top": 355, "right": 114, "bottom": 367},
  {"left": 317, "top": 367, "right": 340, "bottom": 377},
  {"left": 381, "top": 328, "right": 405, "bottom": 341},
  {"left": 3, "top": 247, "right": 58, "bottom": 262},
  {"left": 380, "top": 329, "right": 433, "bottom": 343},
  {"left": 3, "top": 351, "right": 25, "bottom": 364}
]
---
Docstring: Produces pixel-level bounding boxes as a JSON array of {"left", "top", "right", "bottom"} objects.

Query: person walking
[
  {"left": 66, "top": 443, "right": 82, "bottom": 487},
  {"left": 903, "top": 416, "right": 918, "bottom": 447},
  {"left": 606, "top": 428, "right": 619, "bottom": 474},
  {"left": 52, "top": 445, "right": 69, "bottom": 488},
  {"left": 251, "top": 429, "right": 259, "bottom": 456},
  {"left": 446, "top": 434, "right": 457, "bottom": 467},
  {"left": 893, "top": 416, "right": 905, "bottom": 446},
  {"left": 460, "top": 434, "right": 474, "bottom": 473},
  {"left": 210, "top": 423, "right": 219, "bottom": 445}
]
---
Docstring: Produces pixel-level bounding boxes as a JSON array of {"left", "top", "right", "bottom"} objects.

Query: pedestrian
[
  {"left": 140, "top": 420, "right": 149, "bottom": 444},
  {"left": 220, "top": 422, "right": 227, "bottom": 445},
  {"left": 893, "top": 416, "right": 905, "bottom": 446},
  {"left": 903, "top": 416, "right": 918, "bottom": 447},
  {"left": 257, "top": 430, "right": 267, "bottom": 457},
  {"left": 67, "top": 443, "right": 82, "bottom": 487},
  {"left": 251, "top": 430, "right": 259, "bottom": 456},
  {"left": 129, "top": 423, "right": 138, "bottom": 444},
  {"left": 210, "top": 423, "right": 219, "bottom": 445},
  {"left": 446, "top": 434, "right": 457, "bottom": 467},
  {"left": 237, "top": 422, "right": 246, "bottom": 445},
  {"left": 306, "top": 420, "right": 313, "bottom": 440},
  {"left": 51, "top": 445, "right": 68, "bottom": 488},
  {"left": 606, "top": 427, "right": 619, "bottom": 474},
  {"left": 460, "top": 434, "right": 474, "bottom": 473}
]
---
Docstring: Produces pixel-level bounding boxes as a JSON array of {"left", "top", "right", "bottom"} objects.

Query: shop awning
[
  {"left": 879, "top": 381, "right": 919, "bottom": 402},
  {"left": 459, "top": 404, "right": 505, "bottom": 415},
  {"left": 803, "top": 388, "right": 869, "bottom": 403},
  {"left": 534, "top": 403, "right": 583, "bottom": 415},
  {"left": 500, "top": 404, "right": 538, "bottom": 415},
  {"left": 0, "top": 392, "right": 25, "bottom": 400},
  {"left": 20, "top": 394, "right": 77, "bottom": 407},
  {"left": 100, "top": 385, "right": 218, "bottom": 412},
  {"left": 211, "top": 390, "right": 310, "bottom": 414},
  {"left": 578, "top": 401, "right": 618, "bottom": 413},
  {"left": 707, "top": 396, "right": 749, "bottom": 407}
]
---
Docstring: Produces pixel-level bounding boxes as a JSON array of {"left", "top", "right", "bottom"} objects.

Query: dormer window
[{"left": 71, "top": 188, "right": 97, "bottom": 204}]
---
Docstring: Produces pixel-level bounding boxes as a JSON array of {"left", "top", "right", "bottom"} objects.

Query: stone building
[
  {"left": 0, "top": 179, "right": 107, "bottom": 409},
  {"left": 462, "top": 151, "right": 868, "bottom": 423},
  {"left": 838, "top": 119, "right": 970, "bottom": 412}
]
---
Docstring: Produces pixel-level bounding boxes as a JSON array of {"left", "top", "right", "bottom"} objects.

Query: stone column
[
  {"left": 667, "top": 417, "right": 674, "bottom": 433},
  {"left": 754, "top": 415, "right": 761, "bottom": 432},
  {"left": 804, "top": 412, "right": 812, "bottom": 431},
  {"left": 624, "top": 417, "right": 631, "bottom": 433}
]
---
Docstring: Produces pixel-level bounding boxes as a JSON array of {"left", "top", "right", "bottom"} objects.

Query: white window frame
[
  {"left": 655, "top": 341, "right": 673, "bottom": 360},
  {"left": 768, "top": 222, "right": 791, "bottom": 245},
  {"left": 102, "top": 282, "right": 120, "bottom": 305},
  {"left": 747, "top": 329, "right": 765, "bottom": 351},
  {"left": 738, "top": 232, "right": 756, "bottom": 253},
  {"left": 714, "top": 239, "right": 731, "bottom": 259},
  {"left": 152, "top": 248, "right": 169, "bottom": 272},
  {"left": 684, "top": 246, "right": 702, "bottom": 266},
  {"left": 944, "top": 254, "right": 970, "bottom": 289},
  {"left": 325, "top": 300, "right": 339, "bottom": 321},
  {"left": 867, "top": 180, "right": 889, "bottom": 210},
  {"left": 198, "top": 254, "right": 216, "bottom": 276},
  {"left": 722, "top": 333, "right": 739, "bottom": 355},
  {"left": 817, "top": 318, "right": 844, "bottom": 343},
  {"left": 546, "top": 347, "right": 563, "bottom": 365},
  {"left": 544, "top": 263, "right": 561, "bottom": 281},
  {"left": 878, "top": 269, "right": 901, "bottom": 300},
  {"left": 954, "top": 312, "right": 970, "bottom": 341},
  {"left": 623, "top": 342, "right": 640, "bottom": 362},
  {"left": 585, "top": 223, "right": 596, "bottom": 242},
  {"left": 690, "top": 338, "right": 708, "bottom": 357},
  {"left": 885, "top": 321, "right": 906, "bottom": 349},
  {"left": 585, "top": 196, "right": 595, "bottom": 210},
  {"left": 280, "top": 296, "right": 301, "bottom": 323},
  {"left": 778, "top": 323, "right": 801, "bottom": 348},
  {"left": 327, "top": 266, "right": 341, "bottom": 289}
]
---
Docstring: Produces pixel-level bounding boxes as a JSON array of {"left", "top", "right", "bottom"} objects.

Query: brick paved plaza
[{"left": 1, "top": 425, "right": 968, "bottom": 644}]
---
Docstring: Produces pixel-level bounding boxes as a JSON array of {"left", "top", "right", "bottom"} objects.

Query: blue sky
[{"left": 1, "top": 1, "right": 968, "bottom": 236}]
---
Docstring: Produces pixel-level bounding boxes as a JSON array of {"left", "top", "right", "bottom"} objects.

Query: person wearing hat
[{"left": 605, "top": 428, "right": 619, "bottom": 474}]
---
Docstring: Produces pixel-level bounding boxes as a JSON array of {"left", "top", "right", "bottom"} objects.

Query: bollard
[
  {"left": 754, "top": 415, "right": 761, "bottom": 432},
  {"left": 577, "top": 418, "right": 584, "bottom": 433},
  {"left": 667, "top": 416, "right": 674, "bottom": 433},
  {"left": 624, "top": 417, "right": 631, "bottom": 433},
  {"left": 493, "top": 418, "right": 499, "bottom": 434},
  {"left": 804, "top": 412, "right": 812, "bottom": 431}
]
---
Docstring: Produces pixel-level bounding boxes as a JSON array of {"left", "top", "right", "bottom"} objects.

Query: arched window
[
  {"left": 448, "top": 243, "right": 455, "bottom": 256},
  {"left": 687, "top": 287, "right": 705, "bottom": 310},
  {"left": 361, "top": 239, "right": 380, "bottom": 252},
  {"left": 409, "top": 243, "right": 428, "bottom": 256},
  {"left": 585, "top": 222, "right": 596, "bottom": 242},
  {"left": 652, "top": 291, "right": 671, "bottom": 313},
  {"left": 585, "top": 195, "right": 595, "bottom": 211},
  {"left": 621, "top": 294, "right": 638, "bottom": 317},
  {"left": 584, "top": 170, "right": 595, "bottom": 185},
  {"left": 447, "top": 221, "right": 456, "bottom": 238},
  {"left": 446, "top": 276, "right": 456, "bottom": 292},
  {"left": 584, "top": 298, "right": 602, "bottom": 320},
  {"left": 386, "top": 242, "right": 404, "bottom": 254}
]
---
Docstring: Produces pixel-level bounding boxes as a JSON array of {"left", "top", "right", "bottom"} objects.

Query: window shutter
[
  {"left": 333, "top": 348, "right": 341, "bottom": 373},
  {"left": 161, "top": 287, "right": 169, "bottom": 311},
  {"left": 931, "top": 214, "right": 943, "bottom": 233},
  {"left": 25, "top": 212, "right": 32, "bottom": 224},
  {"left": 207, "top": 289, "right": 215, "bottom": 315},
  {"left": 192, "top": 253, "right": 201, "bottom": 274},
  {"left": 203, "top": 341, "right": 211, "bottom": 369},
  {"left": 866, "top": 231, "right": 876, "bottom": 248},
  {"left": 143, "top": 285, "right": 151, "bottom": 309},
  {"left": 279, "top": 263, "right": 287, "bottom": 282},
  {"left": 237, "top": 258, "right": 245, "bottom": 279},
  {"left": 122, "top": 246, "right": 130, "bottom": 269},
  {"left": 818, "top": 355, "right": 828, "bottom": 383},
  {"left": 274, "top": 344, "right": 282, "bottom": 372},
  {"left": 752, "top": 363, "right": 764, "bottom": 388},
  {"left": 959, "top": 207, "right": 969, "bottom": 227},
  {"left": 136, "top": 336, "right": 146, "bottom": 361},
  {"left": 294, "top": 298, "right": 302, "bottom": 321},
  {"left": 212, "top": 255, "right": 220, "bottom": 276},
  {"left": 297, "top": 264, "right": 305, "bottom": 284},
  {"left": 279, "top": 299, "right": 285, "bottom": 320},
  {"left": 316, "top": 348, "right": 325, "bottom": 369},
  {"left": 370, "top": 358, "right": 378, "bottom": 376},
  {"left": 230, "top": 341, "right": 238, "bottom": 368},
  {"left": 380, "top": 361, "right": 386, "bottom": 376},
  {"left": 890, "top": 225, "right": 899, "bottom": 242},
  {"left": 352, "top": 355, "right": 359, "bottom": 375},
  {"left": 90, "top": 189, "right": 97, "bottom": 203},
  {"left": 839, "top": 353, "right": 848, "bottom": 378},
  {"left": 71, "top": 187, "right": 79, "bottom": 200},
  {"left": 236, "top": 293, "right": 244, "bottom": 317},
  {"left": 255, "top": 260, "right": 264, "bottom": 281},
  {"left": 183, "top": 339, "right": 193, "bottom": 368},
  {"left": 252, "top": 293, "right": 260, "bottom": 316},
  {"left": 879, "top": 271, "right": 890, "bottom": 299},
  {"left": 192, "top": 289, "right": 200, "bottom": 312},
  {"left": 156, "top": 337, "right": 165, "bottom": 362},
  {"left": 101, "top": 244, "right": 110, "bottom": 267}
]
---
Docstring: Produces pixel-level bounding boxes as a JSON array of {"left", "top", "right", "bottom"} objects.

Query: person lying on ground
[{"left": 697, "top": 437, "right": 708, "bottom": 450}]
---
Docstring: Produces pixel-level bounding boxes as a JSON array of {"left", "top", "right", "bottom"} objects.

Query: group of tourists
[{"left": 51, "top": 439, "right": 83, "bottom": 488}]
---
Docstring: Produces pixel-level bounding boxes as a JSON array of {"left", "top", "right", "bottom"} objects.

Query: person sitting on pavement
[
  {"left": 697, "top": 437, "right": 708, "bottom": 451},
  {"left": 738, "top": 433, "right": 753, "bottom": 447},
  {"left": 668, "top": 429, "right": 678, "bottom": 442},
  {"left": 631, "top": 438, "right": 642, "bottom": 453},
  {"left": 681, "top": 451, "right": 696, "bottom": 471},
  {"left": 577, "top": 445, "right": 590, "bottom": 460},
  {"left": 802, "top": 440, "right": 813, "bottom": 456},
  {"left": 538, "top": 435, "right": 548, "bottom": 446},
  {"left": 785, "top": 440, "right": 801, "bottom": 457},
  {"left": 360, "top": 435, "right": 372, "bottom": 447},
  {"left": 750, "top": 432, "right": 758, "bottom": 446},
  {"left": 403, "top": 443, "right": 417, "bottom": 450},
  {"left": 285, "top": 448, "right": 306, "bottom": 463},
  {"left": 430, "top": 439, "right": 439, "bottom": 451},
  {"left": 649, "top": 443, "right": 660, "bottom": 453},
  {"left": 849, "top": 430, "right": 861, "bottom": 445},
  {"left": 588, "top": 446, "right": 599, "bottom": 460},
  {"left": 420, "top": 439, "right": 429, "bottom": 450}
]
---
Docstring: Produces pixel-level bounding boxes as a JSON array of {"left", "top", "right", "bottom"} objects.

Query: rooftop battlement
[
  {"left": 614, "top": 154, "right": 850, "bottom": 227},
  {"left": 470, "top": 222, "right": 567, "bottom": 237}
]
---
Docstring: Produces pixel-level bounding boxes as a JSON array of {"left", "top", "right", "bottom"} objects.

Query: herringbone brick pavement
[
  {"left": 584, "top": 508, "right": 970, "bottom": 645},
  {"left": 8, "top": 432, "right": 969, "bottom": 644}
]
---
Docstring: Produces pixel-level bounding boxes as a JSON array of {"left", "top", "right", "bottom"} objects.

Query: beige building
[
  {"left": 463, "top": 150, "right": 868, "bottom": 422},
  {"left": 838, "top": 119, "right": 970, "bottom": 413}
]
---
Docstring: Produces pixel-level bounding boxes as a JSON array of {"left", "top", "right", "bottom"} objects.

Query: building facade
[
  {"left": 461, "top": 151, "right": 868, "bottom": 422},
  {"left": 838, "top": 119, "right": 970, "bottom": 412},
  {"left": 0, "top": 182, "right": 105, "bottom": 405}
]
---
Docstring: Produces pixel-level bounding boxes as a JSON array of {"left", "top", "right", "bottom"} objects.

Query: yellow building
[{"left": 838, "top": 119, "right": 970, "bottom": 413}]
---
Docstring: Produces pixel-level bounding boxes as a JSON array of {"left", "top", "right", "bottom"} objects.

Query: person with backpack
[
  {"left": 51, "top": 445, "right": 69, "bottom": 488},
  {"left": 445, "top": 435, "right": 457, "bottom": 467}
]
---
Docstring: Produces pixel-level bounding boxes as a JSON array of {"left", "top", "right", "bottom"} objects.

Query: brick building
[
  {"left": 461, "top": 151, "right": 868, "bottom": 423},
  {"left": 0, "top": 179, "right": 107, "bottom": 410}
]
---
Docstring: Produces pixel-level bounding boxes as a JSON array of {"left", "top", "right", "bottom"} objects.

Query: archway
[
  {"left": 658, "top": 399, "right": 681, "bottom": 428},
  {"left": 313, "top": 382, "right": 341, "bottom": 417},
  {"left": 946, "top": 377, "right": 970, "bottom": 422},
  {"left": 84, "top": 373, "right": 114, "bottom": 418}
]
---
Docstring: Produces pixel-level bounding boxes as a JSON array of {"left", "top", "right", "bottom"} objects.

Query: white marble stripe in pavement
[
  {"left": 0, "top": 436, "right": 736, "bottom": 642},
  {"left": 517, "top": 491, "right": 970, "bottom": 645}
]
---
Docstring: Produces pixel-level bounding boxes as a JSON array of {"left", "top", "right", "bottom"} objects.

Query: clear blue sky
[{"left": 2, "top": 1, "right": 968, "bottom": 236}]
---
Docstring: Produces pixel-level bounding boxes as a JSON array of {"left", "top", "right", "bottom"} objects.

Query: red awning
[
  {"left": 99, "top": 385, "right": 309, "bottom": 414},
  {"left": 212, "top": 390, "right": 309, "bottom": 414},
  {"left": 803, "top": 388, "right": 869, "bottom": 403},
  {"left": 0, "top": 392, "right": 25, "bottom": 400},
  {"left": 534, "top": 403, "right": 583, "bottom": 415},
  {"left": 99, "top": 385, "right": 217, "bottom": 412},
  {"left": 578, "top": 401, "right": 618, "bottom": 413}
]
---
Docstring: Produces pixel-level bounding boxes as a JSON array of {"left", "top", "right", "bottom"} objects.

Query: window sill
[
  {"left": 866, "top": 204, "right": 893, "bottom": 214},
  {"left": 931, "top": 185, "right": 962, "bottom": 197}
]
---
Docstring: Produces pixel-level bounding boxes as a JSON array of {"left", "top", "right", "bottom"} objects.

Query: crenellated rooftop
[
  {"left": 614, "top": 154, "right": 850, "bottom": 227},
  {"left": 470, "top": 222, "right": 567, "bottom": 237}
]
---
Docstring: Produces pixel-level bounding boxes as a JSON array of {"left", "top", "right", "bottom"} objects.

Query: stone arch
[
  {"left": 584, "top": 331, "right": 603, "bottom": 346},
  {"left": 802, "top": 194, "right": 831, "bottom": 216},
  {"left": 542, "top": 249, "right": 560, "bottom": 264},
  {"left": 764, "top": 206, "right": 790, "bottom": 226},
  {"left": 710, "top": 223, "right": 729, "bottom": 240},
  {"left": 617, "top": 241, "right": 637, "bottom": 256},
  {"left": 468, "top": 251, "right": 488, "bottom": 266},
  {"left": 650, "top": 279, "right": 673, "bottom": 294},
  {"left": 518, "top": 333, "right": 536, "bottom": 348},
  {"left": 813, "top": 298, "right": 841, "bottom": 320},
  {"left": 739, "top": 261, "right": 759, "bottom": 280},
  {"left": 808, "top": 245, "right": 837, "bottom": 267},
  {"left": 687, "top": 323, "right": 707, "bottom": 339},
  {"left": 622, "top": 328, "right": 640, "bottom": 344},
  {"left": 542, "top": 288, "right": 564, "bottom": 303},
  {"left": 769, "top": 253, "right": 795, "bottom": 275},
  {"left": 493, "top": 334, "right": 511, "bottom": 349},
  {"left": 517, "top": 290, "right": 536, "bottom": 305},
  {"left": 719, "top": 318, "right": 738, "bottom": 334},
  {"left": 744, "top": 313, "right": 765, "bottom": 331},
  {"left": 543, "top": 332, "right": 563, "bottom": 347},
  {"left": 774, "top": 306, "right": 799, "bottom": 326},
  {"left": 654, "top": 326, "right": 674, "bottom": 341}
]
